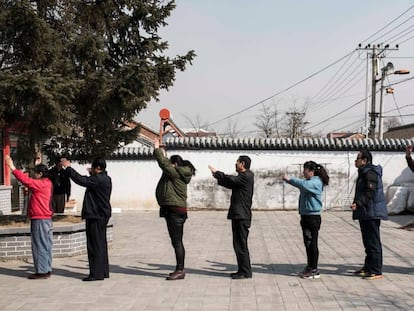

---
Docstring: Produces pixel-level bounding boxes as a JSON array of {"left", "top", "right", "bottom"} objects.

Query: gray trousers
[{"left": 31, "top": 219, "right": 53, "bottom": 274}]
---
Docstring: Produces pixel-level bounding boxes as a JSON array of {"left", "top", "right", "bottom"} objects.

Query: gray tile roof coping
[{"left": 109, "top": 137, "right": 414, "bottom": 158}]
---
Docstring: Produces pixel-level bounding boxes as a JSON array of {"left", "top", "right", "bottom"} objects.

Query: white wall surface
[{"left": 68, "top": 150, "right": 414, "bottom": 212}]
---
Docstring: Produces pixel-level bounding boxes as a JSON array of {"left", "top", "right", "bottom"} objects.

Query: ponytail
[{"left": 304, "top": 161, "right": 329, "bottom": 186}]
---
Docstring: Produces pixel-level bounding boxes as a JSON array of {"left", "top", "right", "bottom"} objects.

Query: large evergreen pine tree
[{"left": 0, "top": 0, "right": 195, "bottom": 163}]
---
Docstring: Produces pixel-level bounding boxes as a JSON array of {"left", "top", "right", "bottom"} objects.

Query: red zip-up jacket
[{"left": 13, "top": 169, "right": 53, "bottom": 219}]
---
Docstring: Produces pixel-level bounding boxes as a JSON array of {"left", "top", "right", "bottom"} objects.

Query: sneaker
[
  {"left": 298, "top": 266, "right": 311, "bottom": 277},
  {"left": 301, "top": 269, "right": 320, "bottom": 279},
  {"left": 364, "top": 274, "right": 383, "bottom": 280},
  {"left": 352, "top": 268, "right": 368, "bottom": 277}
]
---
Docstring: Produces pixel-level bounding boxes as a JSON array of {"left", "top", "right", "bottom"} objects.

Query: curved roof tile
[{"left": 110, "top": 137, "right": 414, "bottom": 158}]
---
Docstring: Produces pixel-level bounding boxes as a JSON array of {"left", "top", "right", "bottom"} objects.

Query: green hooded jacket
[{"left": 154, "top": 149, "right": 193, "bottom": 207}]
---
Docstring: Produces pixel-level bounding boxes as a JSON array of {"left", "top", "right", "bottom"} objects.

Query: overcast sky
[{"left": 137, "top": 1, "right": 414, "bottom": 137}]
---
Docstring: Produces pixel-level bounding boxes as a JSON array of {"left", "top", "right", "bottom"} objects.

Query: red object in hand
[{"left": 159, "top": 108, "right": 170, "bottom": 120}]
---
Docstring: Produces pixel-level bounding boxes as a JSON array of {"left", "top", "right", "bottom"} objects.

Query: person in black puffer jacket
[{"left": 351, "top": 149, "right": 387, "bottom": 280}]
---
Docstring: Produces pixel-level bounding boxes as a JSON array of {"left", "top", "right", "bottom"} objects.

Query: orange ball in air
[{"left": 159, "top": 108, "right": 170, "bottom": 120}]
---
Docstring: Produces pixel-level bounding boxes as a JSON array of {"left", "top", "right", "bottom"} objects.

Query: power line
[
  {"left": 305, "top": 96, "right": 368, "bottom": 131},
  {"left": 371, "top": 15, "right": 414, "bottom": 43},
  {"left": 311, "top": 60, "right": 366, "bottom": 111},
  {"left": 206, "top": 50, "right": 357, "bottom": 127},
  {"left": 208, "top": 5, "right": 414, "bottom": 134},
  {"left": 309, "top": 52, "right": 355, "bottom": 103},
  {"left": 360, "top": 5, "right": 414, "bottom": 44},
  {"left": 399, "top": 34, "right": 414, "bottom": 45},
  {"left": 310, "top": 53, "right": 362, "bottom": 105},
  {"left": 380, "top": 59, "right": 404, "bottom": 124},
  {"left": 388, "top": 25, "right": 414, "bottom": 45},
  {"left": 388, "top": 76, "right": 414, "bottom": 86}
]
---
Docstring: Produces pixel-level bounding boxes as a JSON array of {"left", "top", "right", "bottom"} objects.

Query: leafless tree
[
  {"left": 254, "top": 104, "right": 280, "bottom": 138},
  {"left": 285, "top": 108, "right": 309, "bottom": 139},
  {"left": 182, "top": 114, "right": 210, "bottom": 136},
  {"left": 223, "top": 118, "right": 241, "bottom": 138},
  {"left": 384, "top": 117, "right": 401, "bottom": 131}
]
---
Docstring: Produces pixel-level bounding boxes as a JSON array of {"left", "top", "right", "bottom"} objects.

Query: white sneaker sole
[{"left": 301, "top": 274, "right": 321, "bottom": 279}]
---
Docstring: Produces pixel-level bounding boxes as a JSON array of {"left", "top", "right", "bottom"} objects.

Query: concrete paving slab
[{"left": 0, "top": 210, "right": 414, "bottom": 310}]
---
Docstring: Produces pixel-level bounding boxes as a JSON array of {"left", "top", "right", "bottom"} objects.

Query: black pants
[
  {"left": 359, "top": 219, "right": 382, "bottom": 274},
  {"left": 85, "top": 218, "right": 109, "bottom": 279},
  {"left": 165, "top": 211, "right": 187, "bottom": 271},
  {"left": 232, "top": 219, "right": 252, "bottom": 276},
  {"left": 300, "top": 215, "right": 321, "bottom": 270}
]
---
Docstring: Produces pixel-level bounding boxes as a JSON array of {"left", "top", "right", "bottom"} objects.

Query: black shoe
[
  {"left": 28, "top": 272, "right": 51, "bottom": 280},
  {"left": 166, "top": 270, "right": 185, "bottom": 280},
  {"left": 231, "top": 273, "right": 252, "bottom": 280},
  {"left": 82, "top": 276, "right": 104, "bottom": 281},
  {"left": 230, "top": 271, "right": 241, "bottom": 277}
]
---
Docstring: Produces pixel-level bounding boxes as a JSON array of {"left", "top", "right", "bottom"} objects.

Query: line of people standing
[
  {"left": 4, "top": 145, "right": 404, "bottom": 282},
  {"left": 154, "top": 146, "right": 391, "bottom": 282}
]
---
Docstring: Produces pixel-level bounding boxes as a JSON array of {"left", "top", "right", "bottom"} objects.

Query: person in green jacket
[{"left": 154, "top": 138, "right": 196, "bottom": 280}]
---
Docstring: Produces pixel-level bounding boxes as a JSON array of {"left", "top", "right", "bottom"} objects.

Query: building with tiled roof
[{"left": 383, "top": 123, "right": 414, "bottom": 139}]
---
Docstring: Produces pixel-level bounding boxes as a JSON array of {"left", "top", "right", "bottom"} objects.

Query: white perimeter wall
[{"left": 68, "top": 150, "right": 414, "bottom": 212}]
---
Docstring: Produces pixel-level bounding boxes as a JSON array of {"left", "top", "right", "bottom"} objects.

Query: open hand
[{"left": 208, "top": 165, "right": 217, "bottom": 174}]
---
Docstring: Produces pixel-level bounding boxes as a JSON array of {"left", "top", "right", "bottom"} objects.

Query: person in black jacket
[
  {"left": 61, "top": 157, "right": 112, "bottom": 282},
  {"left": 49, "top": 157, "right": 71, "bottom": 213},
  {"left": 351, "top": 149, "right": 387, "bottom": 280},
  {"left": 209, "top": 155, "right": 254, "bottom": 279}
]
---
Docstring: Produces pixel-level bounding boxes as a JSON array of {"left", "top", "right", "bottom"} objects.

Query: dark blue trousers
[{"left": 359, "top": 219, "right": 383, "bottom": 275}]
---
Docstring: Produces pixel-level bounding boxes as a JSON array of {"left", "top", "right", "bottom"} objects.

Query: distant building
[
  {"left": 384, "top": 123, "right": 414, "bottom": 139},
  {"left": 326, "top": 132, "right": 365, "bottom": 139},
  {"left": 123, "top": 121, "right": 158, "bottom": 148},
  {"left": 182, "top": 128, "right": 217, "bottom": 137}
]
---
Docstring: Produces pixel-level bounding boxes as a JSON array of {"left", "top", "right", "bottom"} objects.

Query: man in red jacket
[{"left": 5, "top": 155, "right": 53, "bottom": 279}]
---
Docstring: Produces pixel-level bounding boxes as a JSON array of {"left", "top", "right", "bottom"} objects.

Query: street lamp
[{"left": 378, "top": 63, "right": 410, "bottom": 139}]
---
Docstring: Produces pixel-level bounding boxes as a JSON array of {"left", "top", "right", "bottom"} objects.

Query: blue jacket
[
  {"left": 352, "top": 164, "right": 388, "bottom": 220},
  {"left": 287, "top": 176, "right": 323, "bottom": 215}
]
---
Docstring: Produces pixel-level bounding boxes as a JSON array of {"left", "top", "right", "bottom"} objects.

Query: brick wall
[
  {"left": 0, "top": 186, "right": 12, "bottom": 215},
  {"left": 0, "top": 222, "right": 113, "bottom": 261}
]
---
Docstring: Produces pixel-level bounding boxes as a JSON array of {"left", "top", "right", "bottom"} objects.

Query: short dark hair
[
  {"left": 92, "top": 157, "right": 106, "bottom": 170},
  {"left": 238, "top": 155, "right": 251, "bottom": 169},
  {"left": 34, "top": 164, "right": 49, "bottom": 178},
  {"left": 358, "top": 149, "right": 372, "bottom": 164}
]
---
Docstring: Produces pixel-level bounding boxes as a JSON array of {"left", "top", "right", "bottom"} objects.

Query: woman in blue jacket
[{"left": 283, "top": 161, "right": 329, "bottom": 279}]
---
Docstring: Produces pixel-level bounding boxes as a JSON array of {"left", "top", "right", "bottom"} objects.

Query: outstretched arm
[
  {"left": 406, "top": 146, "right": 414, "bottom": 172},
  {"left": 4, "top": 155, "right": 16, "bottom": 171}
]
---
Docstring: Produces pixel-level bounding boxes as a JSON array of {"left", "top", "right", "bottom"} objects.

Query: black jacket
[
  {"left": 66, "top": 167, "right": 112, "bottom": 220},
  {"left": 213, "top": 170, "right": 254, "bottom": 220},
  {"left": 49, "top": 166, "right": 71, "bottom": 196}
]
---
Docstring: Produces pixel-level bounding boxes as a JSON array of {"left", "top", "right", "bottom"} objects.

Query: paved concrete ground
[{"left": 0, "top": 210, "right": 414, "bottom": 311}]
